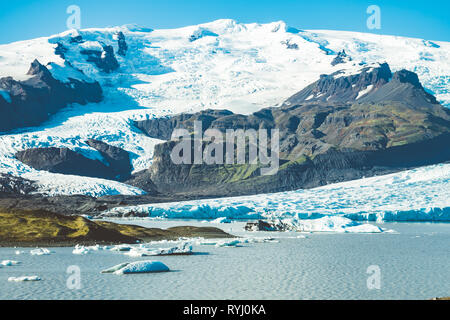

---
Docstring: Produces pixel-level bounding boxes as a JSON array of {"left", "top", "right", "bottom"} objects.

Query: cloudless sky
[{"left": 0, "top": 0, "right": 448, "bottom": 44}]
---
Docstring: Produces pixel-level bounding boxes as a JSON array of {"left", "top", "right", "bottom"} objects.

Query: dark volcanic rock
[
  {"left": 80, "top": 45, "right": 119, "bottom": 73},
  {"left": 0, "top": 174, "right": 36, "bottom": 195},
  {"left": 245, "top": 220, "right": 279, "bottom": 231},
  {"left": 116, "top": 31, "right": 128, "bottom": 56},
  {"left": 16, "top": 147, "right": 114, "bottom": 179},
  {"left": 331, "top": 49, "right": 351, "bottom": 66},
  {"left": 86, "top": 139, "right": 132, "bottom": 180},
  {"left": 134, "top": 109, "right": 234, "bottom": 140},
  {"left": 285, "top": 63, "right": 392, "bottom": 105},
  {"left": 16, "top": 140, "right": 135, "bottom": 181},
  {"left": 54, "top": 42, "right": 68, "bottom": 59},
  {"left": 0, "top": 59, "right": 103, "bottom": 132},
  {"left": 70, "top": 34, "right": 84, "bottom": 44},
  {"left": 124, "top": 170, "right": 159, "bottom": 194}
]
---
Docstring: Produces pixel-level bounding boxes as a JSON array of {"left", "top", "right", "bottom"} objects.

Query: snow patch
[{"left": 356, "top": 84, "right": 374, "bottom": 99}]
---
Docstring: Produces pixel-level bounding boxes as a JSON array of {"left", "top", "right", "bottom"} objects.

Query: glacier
[{"left": 105, "top": 163, "right": 450, "bottom": 222}]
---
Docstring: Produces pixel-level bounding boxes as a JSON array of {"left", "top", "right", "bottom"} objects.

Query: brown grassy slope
[{"left": 0, "top": 210, "right": 232, "bottom": 247}]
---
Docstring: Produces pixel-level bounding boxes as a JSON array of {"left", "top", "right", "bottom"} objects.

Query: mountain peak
[
  {"left": 26, "top": 59, "right": 52, "bottom": 77},
  {"left": 391, "top": 69, "right": 421, "bottom": 87},
  {"left": 284, "top": 62, "right": 392, "bottom": 105}
]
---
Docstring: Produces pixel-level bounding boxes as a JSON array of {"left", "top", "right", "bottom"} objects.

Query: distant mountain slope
[
  {"left": 0, "top": 20, "right": 448, "bottom": 196},
  {"left": 134, "top": 63, "right": 450, "bottom": 196}
]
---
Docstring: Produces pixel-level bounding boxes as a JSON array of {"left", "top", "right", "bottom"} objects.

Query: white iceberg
[
  {"left": 72, "top": 244, "right": 103, "bottom": 255},
  {"left": 124, "top": 242, "right": 193, "bottom": 257},
  {"left": 109, "top": 245, "right": 134, "bottom": 252},
  {"left": 8, "top": 276, "right": 41, "bottom": 282},
  {"left": 264, "top": 216, "right": 384, "bottom": 233},
  {"left": 214, "top": 237, "right": 278, "bottom": 247},
  {"left": 30, "top": 248, "right": 52, "bottom": 256},
  {"left": 101, "top": 261, "right": 170, "bottom": 275},
  {"left": 1, "top": 260, "right": 21, "bottom": 266}
]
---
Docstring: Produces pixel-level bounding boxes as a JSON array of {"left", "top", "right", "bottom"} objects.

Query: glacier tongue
[{"left": 105, "top": 163, "right": 450, "bottom": 222}]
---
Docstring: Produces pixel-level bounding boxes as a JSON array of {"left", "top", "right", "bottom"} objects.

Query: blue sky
[{"left": 0, "top": 0, "right": 448, "bottom": 44}]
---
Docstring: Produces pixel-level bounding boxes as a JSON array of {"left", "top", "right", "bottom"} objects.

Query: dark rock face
[
  {"left": 0, "top": 174, "right": 36, "bottom": 195},
  {"left": 138, "top": 63, "right": 450, "bottom": 197},
  {"left": 15, "top": 140, "right": 134, "bottom": 182},
  {"left": 0, "top": 60, "right": 103, "bottom": 132},
  {"left": 285, "top": 63, "right": 392, "bottom": 105},
  {"left": 116, "top": 31, "right": 128, "bottom": 56},
  {"left": 331, "top": 49, "right": 351, "bottom": 66},
  {"left": 85, "top": 139, "right": 133, "bottom": 180},
  {"left": 70, "top": 35, "right": 84, "bottom": 44},
  {"left": 134, "top": 109, "right": 234, "bottom": 140},
  {"left": 123, "top": 170, "right": 159, "bottom": 195},
  {"left": 357, "top": 69, "right": 439, "bottom": 108},
  {"left": 189, "top": 28, "right": 218, "bottom": 42},
  {"left": 245, "top": 220, "right": 279, "bottom": 231},
  {"left": 80, "top": 45, "right": 119, "bottom": 73},
  {"left": 16, "top": 147, "right": 113, "bottom": 179},
  {"left": 281, "top": 40, "right": 299, "bottom": 50},
  {"left": 54, "top": 42, "right": 68, "bottom": 59}
]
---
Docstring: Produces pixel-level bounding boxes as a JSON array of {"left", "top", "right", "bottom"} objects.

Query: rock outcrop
[
  {"left": 116, "top": 31, "right": 128, "bottom": 56},
  {"left": 0, "top": 174, "right": 36, "bottom": 195},
  {"left": 80, "top": 45, "right": 120, "bottom": 73},
  {"left": 16, "top": 140, "right": 133, "bottom": 181},
  {"left": 331, "top": 49, "right": 351, "bottom": 66},
  {"left": 0, "top": 60, "right": 102, "bottom": 132}
]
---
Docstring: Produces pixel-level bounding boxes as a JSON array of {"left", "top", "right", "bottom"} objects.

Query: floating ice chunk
[
  {"left": 8, "top": 276, "right": 41, "bottom": 282},
  {"left": 101, "top": 261, "right": 170, "bottom": 275},
  {"left": 283, "top": 216, "right": 384, "bottom": 233},
  {"left": 30, "top": 248, "right": 52, "bottom": 256},
  {"left": 1, "top": 260, "right": 21, "bottom": 266},
  {"left": 124, "top": 242, "right": 193, "bottom": 257},
  {"left": 109, "top": 245, "right": 133, "bottom": 252},
  {"left": 101, "top": 263, "right": 130, "bottom": 274},
  {"left": 215, "top": 239, "right": 242, "bottom": 247},
  {"left": 72, "top": 244, "right": 102, "bottom": 255},
  {"left": 210, "top": 217, "right": 232, "bottom": 224}
]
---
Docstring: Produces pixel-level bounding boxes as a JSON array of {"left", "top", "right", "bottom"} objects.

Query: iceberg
[
  {"left": 123, "top": 242, "right": 193, "bottom": 257},
  {"left": 1, "top": 260, "right": 21, "bottom": 266},
  {"left": 8, "top": 276, "right": 41, "bottom": 282},
  {"left": 72, "top": 244, "right": 104, "bottom": 255},
  {"left": 101, "top": 261, "right": 170, "bottom": 275},
  {"left": 30, "top": 248, "right": 52, "bottom": 256}
]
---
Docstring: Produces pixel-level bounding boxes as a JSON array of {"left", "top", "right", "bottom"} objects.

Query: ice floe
[
  {"left": 30, "top": 248, "right": 52, "bottom": 256},
  {"left": 101, "top": 261, "right": 170, "bottom": 274},
  {"left": 123, "top": 242, "right": 193, "bottom": 257},
  {"left": 1, "top": 260, "right": 21, "bottom": 266},
  {"left": 8, "top": 276, "right": 41, "bottom": 282}
]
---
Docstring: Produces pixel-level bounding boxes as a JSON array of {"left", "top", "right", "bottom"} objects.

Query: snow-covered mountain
[{"left": 0, "top": 19, "right": 449, "bottom": 196}]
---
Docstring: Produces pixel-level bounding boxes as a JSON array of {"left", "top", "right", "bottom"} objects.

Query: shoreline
[{"left": 0, "top": 210, "right": 234, "bottom": 248}]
